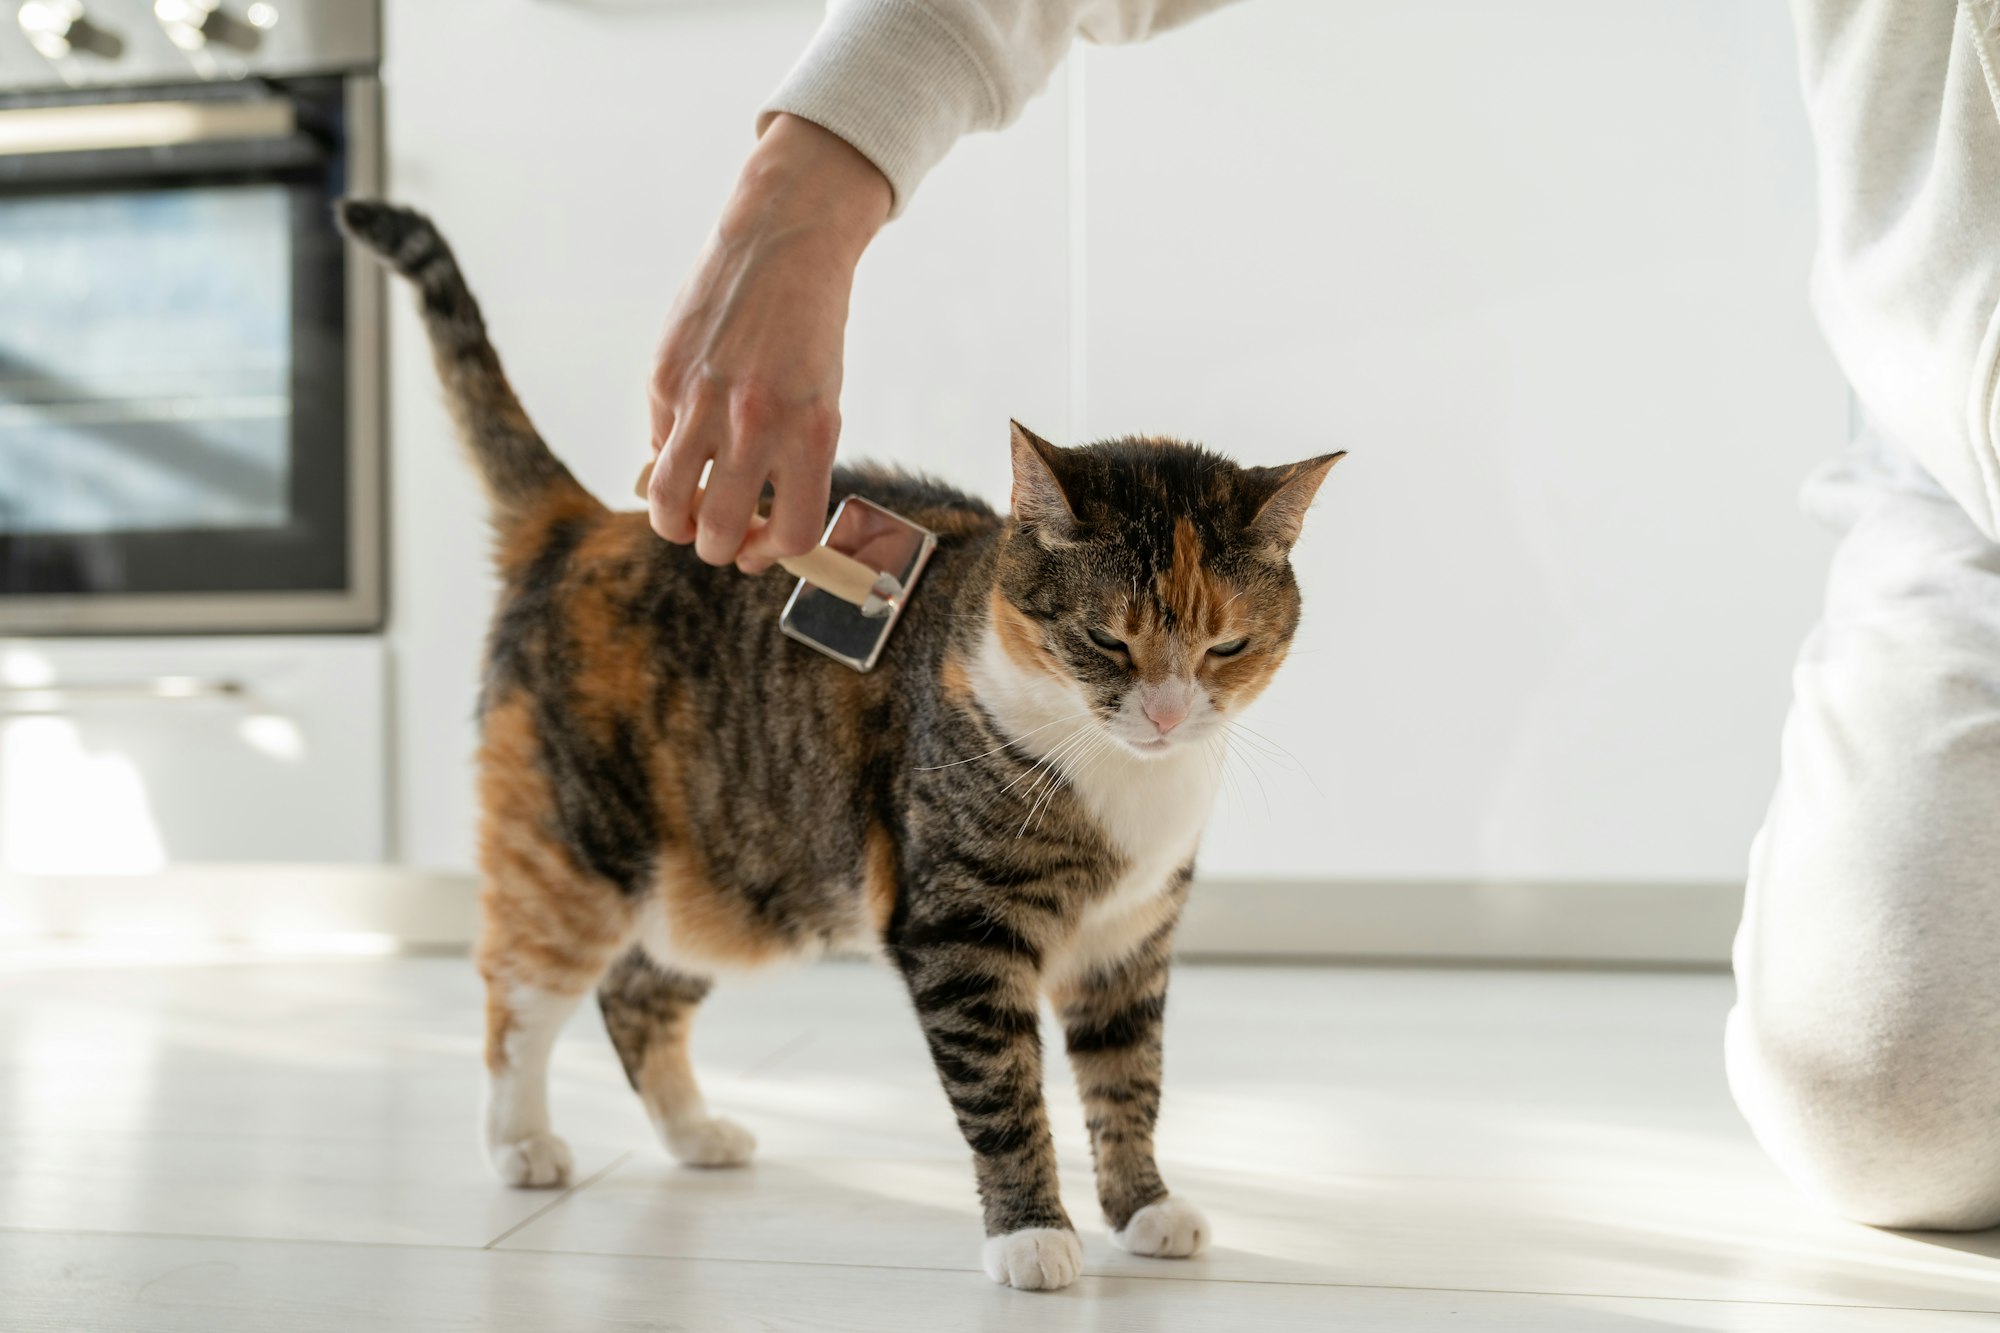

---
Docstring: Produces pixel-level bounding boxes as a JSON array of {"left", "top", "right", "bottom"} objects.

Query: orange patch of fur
[
  {"left": 1157, "top": 517, "right": 1230, "bottom": 638},
  {"left": 634, "top": 1016, "right": 700, "bottom": 1119},
  {"left": 491, "top": 491, "right": 597, "bottom": 581},
  {"left": 484, "top": 990, "right": 516, "bottom": 1075},
  {"left": 564, "top": 517, "right": 660, "bottom": 746},
  {"left": 990, "top": 587, "right": 1064, "bottom": 678},
  {"left": 863, "top": 823, "right": 899, "bottom": 937},
  {"left": 653, "top": 845, "right": 792, "bottom": 969},
  {"left": 1201, "top": 623, "right": 1290, "bottom": 716},
  {"left": 940, "top": 653, "right": 976, "bottom": 704},
  {"left": 475, "top": 693, "right": 638, "bottom": 1067}
]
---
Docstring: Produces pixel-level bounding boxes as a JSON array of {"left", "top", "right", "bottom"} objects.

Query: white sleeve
[
  {"left": 1791, "top": 0, "right": 2000, "bottom": 538},
  {"left": 759, "top": 0, "right": 1239, "bottom": 215}
]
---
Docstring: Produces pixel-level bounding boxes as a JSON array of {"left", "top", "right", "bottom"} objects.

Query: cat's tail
[{"left": 336, "top": 199, "right": 590, "bottom": 522}]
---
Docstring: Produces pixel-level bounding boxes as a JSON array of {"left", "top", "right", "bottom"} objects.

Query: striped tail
[{"left": 336, "top": 199, "right": 587, "bottom": 521}]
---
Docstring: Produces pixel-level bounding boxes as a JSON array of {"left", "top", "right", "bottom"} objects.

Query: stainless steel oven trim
[
  {"left": 0, "top": 76, "right": 384, "bottom": 636},
  {"left": 0, "top": 98, "right": 297, "bottom": 154},
  {"left": 341, "top": 72, "right": 385, "bottom": 633}
]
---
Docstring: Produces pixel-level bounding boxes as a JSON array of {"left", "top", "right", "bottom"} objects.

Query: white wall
[
  {"left": 383, "top": 0, "right": 1842, "bottom": 884},
  {"left": 1081, "top": 2, "right": 1844, "bottom": 881}
]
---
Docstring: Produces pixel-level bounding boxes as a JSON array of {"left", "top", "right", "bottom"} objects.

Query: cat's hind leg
[
  {"left": 480, "top": 976, "right": 587, "bottom": 1188},
  {"left": 598, "top": 948, "right": 755, "bottom": 1167},
  {"left": 473, "top": 699, "right": 639, "bottom": 1189},
  {"left": 477, "top": 885, "right": 630, "bottom": 1187}
]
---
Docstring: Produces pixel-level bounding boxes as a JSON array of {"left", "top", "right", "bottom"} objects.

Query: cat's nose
[{"left": 1142, "top": 694, "right": 1189, "bottom": 736}]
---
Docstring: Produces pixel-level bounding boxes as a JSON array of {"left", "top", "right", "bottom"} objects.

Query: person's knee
[{"left": 1727, "top": 998, "right": 2000, "bottom": 1231}]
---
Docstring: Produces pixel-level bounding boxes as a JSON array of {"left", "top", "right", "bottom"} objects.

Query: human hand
[{"left": 646, "top": 114, "right": 891, "bottom": 572}]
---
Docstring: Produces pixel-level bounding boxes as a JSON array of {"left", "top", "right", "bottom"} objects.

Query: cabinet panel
[{"left": 0, "top": 637, "right": 386, "bottom": 869}]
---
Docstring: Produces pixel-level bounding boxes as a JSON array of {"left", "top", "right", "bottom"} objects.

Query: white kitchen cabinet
[{"left": 0, "top": 637, "right": 387, "bottom": 869}]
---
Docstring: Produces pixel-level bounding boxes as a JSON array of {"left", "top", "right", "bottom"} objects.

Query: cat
[{"left": 337, "top": 199, "right": 1341, "bottom": 1292}]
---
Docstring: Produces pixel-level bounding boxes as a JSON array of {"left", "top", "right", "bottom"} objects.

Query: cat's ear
[
  {"left": 1247, "top": 451, "right": 1345, "bottom": 556},
  {"left": 1009, "top": 420, "right": 1076, "bottom": 538}
]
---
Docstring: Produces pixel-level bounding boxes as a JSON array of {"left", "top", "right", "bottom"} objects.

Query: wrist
[{"left": 726, "top": 114, "right": 890, "bottom": 262}]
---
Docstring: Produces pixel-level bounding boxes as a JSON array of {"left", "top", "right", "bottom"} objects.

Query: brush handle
[
  {"left": 632, "top": 460, "right": 890, "bottom": 610},
  {"left": 777, "top": 546, "right": 890, "bottom": 608}
]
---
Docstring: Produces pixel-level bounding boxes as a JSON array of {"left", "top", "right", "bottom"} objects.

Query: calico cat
[{"left": 338, "top": 200, "right": 1340, "bottom": 1292}]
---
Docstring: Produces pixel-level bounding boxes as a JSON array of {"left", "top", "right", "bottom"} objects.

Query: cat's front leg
[
  {"left": 895, "top": 913, "right": 1079, "bottom": 1291},
  {"left": 1051, "top": 920, "right": 1209, "bottom": 1260}
]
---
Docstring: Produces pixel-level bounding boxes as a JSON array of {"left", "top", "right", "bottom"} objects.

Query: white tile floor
[{"left": 4, "top": 953, "right": 1999, "bottom": 1331}]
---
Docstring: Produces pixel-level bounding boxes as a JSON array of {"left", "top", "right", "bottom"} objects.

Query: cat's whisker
[
  {"left": 999, "top": 722, "right": 1096, "bottom": 800},
  {"left": 1226, "top": 720, "right": 1325, "bottom": 802},
  {"left": 1205, "top": 732, "right": 1244, "bottom": 823},
  {"left": 1218, "top": 731, "right": 1276, "bottom": 820},
  {"left": 1218, "top": 717, "right": 1287, "bottom": 756},
  {"left": 1049, "top": 746, "right": 1116, "bottom": 836},
  {"left": 1208, "top": 732, "right": 1251, "bottom": 824},
  {"left": 1023, "top": 730, "right": 1110, "bottom": 836},
  {"left": 998, "top": 728, "right": 1099, "bottom": 832},
  {"left": 1024, "top": 728, "right": 1105, "bottom": 826},
  {"left": 1032, "top": 726, "right": 1107, "bottom": 805},
  {"left": 917, "top": 709, "right": 1097, "bottom": 771},
  {"left": 959, "top": 730, "right": 1080, "bottom": 825}
]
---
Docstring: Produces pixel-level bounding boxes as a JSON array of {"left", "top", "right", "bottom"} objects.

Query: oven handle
[
  {"left": 0, "top": 678, "right": 248, "bottom": 709},
  {"left": 0, "top": 99, "right": 296, "bottom": 157}
]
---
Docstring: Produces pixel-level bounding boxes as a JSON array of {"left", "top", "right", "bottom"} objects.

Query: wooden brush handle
[
  {"left": 633, "top": 459, "right": 886, "bottom": 609},
  {"left": 777, "top": 546, "right": 886, "bottom": 608}
]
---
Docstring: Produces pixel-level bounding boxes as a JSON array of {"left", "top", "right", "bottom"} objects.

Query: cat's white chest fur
[{"left": 968, "top": 628, "right": 1219, "bottom": 973}]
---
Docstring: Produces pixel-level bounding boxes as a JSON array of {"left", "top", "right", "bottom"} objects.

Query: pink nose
[{"left": 1142, "top": 696, "right": 1189, "bottom": 736}]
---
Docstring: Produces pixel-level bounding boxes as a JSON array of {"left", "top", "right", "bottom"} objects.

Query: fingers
[
  {"left": 648, "top": 410, "right": 709, "bottom": 544},
  {"left": 694, "top": 448, "right": 766, "bottom": 566},
  {"left": 736, "top": 459, "right": 832, "bottom": 574},
  {"left": 648, "top": 372, "right": 841, "bottom": 568}
]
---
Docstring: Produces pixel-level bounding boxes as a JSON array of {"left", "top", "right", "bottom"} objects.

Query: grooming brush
[{"left": 635, "top": 463, "right": 936, "bottom": 673}]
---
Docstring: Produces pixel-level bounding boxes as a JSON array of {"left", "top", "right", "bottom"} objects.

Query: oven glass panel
[
  {"left": 0, "top": 185, "right": 294, "bottom": 538},
  {"left": 0, "top": 80, "right": 358, "bottom": 611}
]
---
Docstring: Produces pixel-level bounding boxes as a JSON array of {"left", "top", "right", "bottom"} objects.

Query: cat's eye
[
  {"left": 1208, "top": 637, "right": 1250, "bottom": 658},
  {"left": 1087, "top": 627, "right": 1128, "bottom": 653}
]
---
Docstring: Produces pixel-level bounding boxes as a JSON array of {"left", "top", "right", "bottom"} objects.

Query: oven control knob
[
  {"left": 17, "top": 1, "right": 126, "bottom": 59},
  {"left": 154, "top": 0, "right": 274, "bottom": 54}
]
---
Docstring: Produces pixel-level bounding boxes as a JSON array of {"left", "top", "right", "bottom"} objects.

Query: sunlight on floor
[{"left": 2, "top": 957, "right": 1995, "bottom": 1330}]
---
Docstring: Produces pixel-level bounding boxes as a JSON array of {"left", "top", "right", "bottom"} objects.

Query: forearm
[
  {"left": 723, "top": 114, "right": 890, "bottom": 268},
  {"left": 762, "top": 0, "right": 1242, "bottom": 214},
  {"left": 645, "top": 115, "right": 889, "bottom": 565}
]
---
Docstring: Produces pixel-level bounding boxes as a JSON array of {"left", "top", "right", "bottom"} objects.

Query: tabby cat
[{"left": 339, "top": 200, "right": 1340, "bottom": 1291}]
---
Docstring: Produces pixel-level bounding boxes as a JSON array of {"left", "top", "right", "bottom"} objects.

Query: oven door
[{"left": 0, "top": 77, "right": 381, "bottom": 634}]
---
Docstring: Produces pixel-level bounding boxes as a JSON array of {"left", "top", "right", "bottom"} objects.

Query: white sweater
[{"left": 764, "top": 0, "right": 2000, "bottom": 539}]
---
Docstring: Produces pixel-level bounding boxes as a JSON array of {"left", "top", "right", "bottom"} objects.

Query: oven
[{"left": 0, "top": 1, "right": 381, "bottom": 633}]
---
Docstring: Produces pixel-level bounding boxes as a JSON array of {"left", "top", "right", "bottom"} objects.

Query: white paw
[
  {"left": 982, "top": 1227, "right": 1083, "bottom": 1291},
  {"left": 664, "top": 1115, "right": 757, "bottom": 1168},
  {"left": 490, "top": 1130, "right": 573, "bottom": 1189},
  {"left": 1111, "top": 1196, "right": 1209, "bottom": 1258}
]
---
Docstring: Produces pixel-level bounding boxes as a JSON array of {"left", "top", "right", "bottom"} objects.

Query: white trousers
[{"left": 1728, "top": 426, "right": 2000, "bottom": 1231}]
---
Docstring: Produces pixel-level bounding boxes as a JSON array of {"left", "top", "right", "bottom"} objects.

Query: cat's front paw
[
  {"left": 663, "top": 1115, "right": 756, "bottom": 1168},
  {"left": 982, "top": 1226, "right": 1083, "bottom": 1290},
  {"left": 490, "top": 1130, "right": 573, "bottom": 1189},
  {"left": 1111, "top": 1196, "right": 1209, "bottom": 1258}
]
